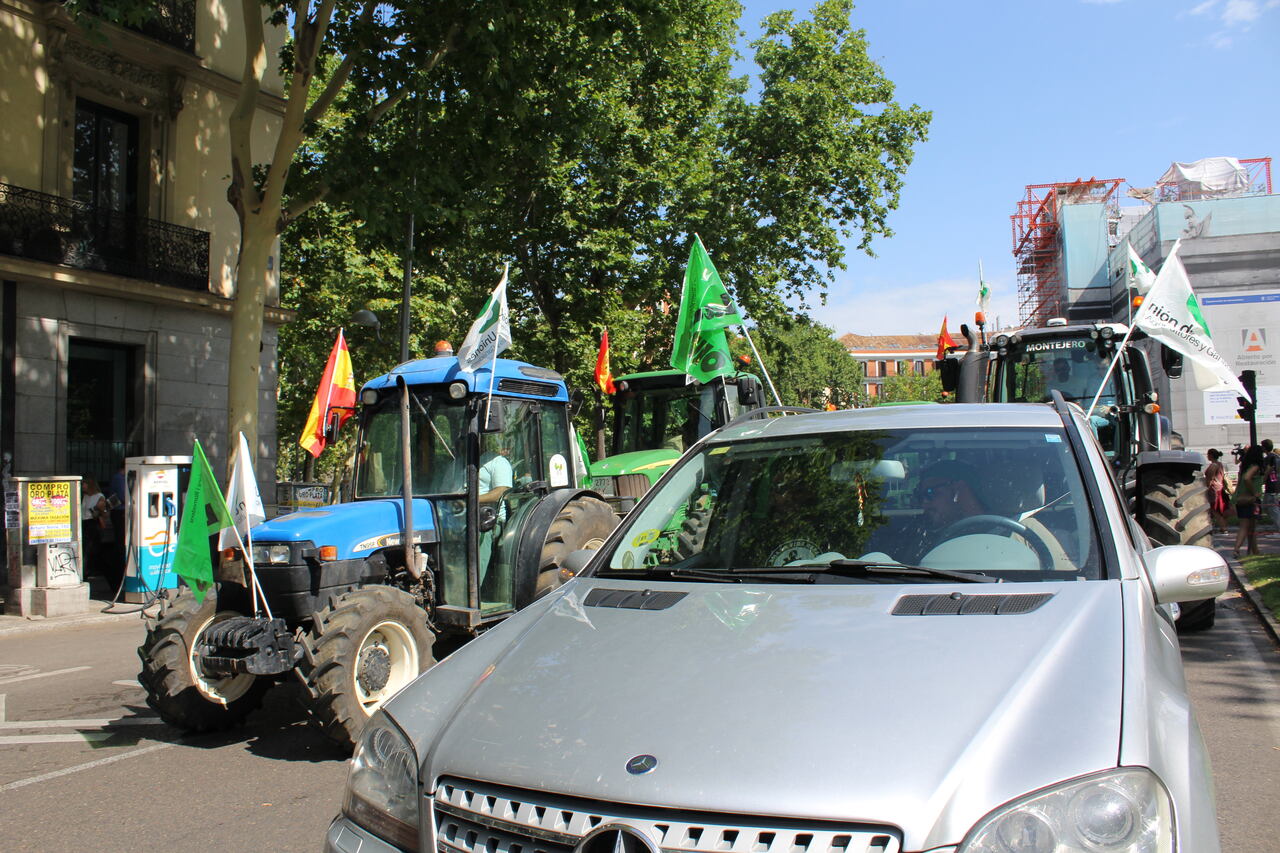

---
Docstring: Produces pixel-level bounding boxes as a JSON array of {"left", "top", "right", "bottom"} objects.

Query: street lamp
[{"left": 351, "top": 309, "right": 381, "bottom": 340}]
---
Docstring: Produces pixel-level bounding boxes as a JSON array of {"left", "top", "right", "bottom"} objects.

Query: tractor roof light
[
  {"left": 994, "top": 335, "right": 1009, "bottom": 347},
  {"left": 1100, "top": 326, "right": 1115, "bottom": 339},
  {"left": 361, "top": 389, "right": 379, "bottom": 405},
  {"left": 1144, "top": 403, "right": 1161, "bottom": 414},
  {"left": 1132, "top": 295, "right": 1145, "bottom": 309},
  {"left": 448, "top": 381, "right": 468, "bottom": 400}
]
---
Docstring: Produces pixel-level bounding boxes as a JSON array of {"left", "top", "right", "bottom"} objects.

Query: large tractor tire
[
  {"left": 535, "top": 495, "right": 617, "bottom": 597},
  {"left": 298, "top": 586, "right": 436, "bottom": 749},
  {"left": 1138, "top": 467, "right": 1216, "bottom": 632},
  {"left": 137, "top": 589, "right": 270, "bottom": 732}
]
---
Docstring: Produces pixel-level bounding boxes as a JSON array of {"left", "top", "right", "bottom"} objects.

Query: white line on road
[
  {"left": 0, "top": 666, "right": 91, "bottom": 686},
  {"left": 0, "top": 693, "right": 5, "bottom": 721},
  {"left": 0, "top": 717, "right": 163, "bottom": 730},
  {"left": 0, "top": 732, "right": 119, "bottom": 745},
  {"left": 112, "top": 680, "right": 141, "bottom": 687},
  {"left": 0, "top": 742, "right": 172, "bottom": 792}
]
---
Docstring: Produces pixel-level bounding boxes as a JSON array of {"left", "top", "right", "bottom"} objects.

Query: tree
[
  {"left": 879, "top": 366, "right": 943, "bottom": 404},
  {"left": 736, "top": 319, "right": 866, "bottom": 409}
]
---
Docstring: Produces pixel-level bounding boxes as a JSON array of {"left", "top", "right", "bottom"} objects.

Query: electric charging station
[{"left": 122, "top": 456, "right": 191, "bottom": 603}]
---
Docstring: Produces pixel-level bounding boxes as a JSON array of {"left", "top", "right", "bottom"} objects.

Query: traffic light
[{"left": 1236, "top": 369, "right": 1257, "bottom": 422}]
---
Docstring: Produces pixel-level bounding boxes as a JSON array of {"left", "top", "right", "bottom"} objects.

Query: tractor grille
[
  {"left": 433, "top": 778, "right": 901, "bottom": 853},
  {"left": 497, "top": 378, "right": 559, "bottom": 397}
]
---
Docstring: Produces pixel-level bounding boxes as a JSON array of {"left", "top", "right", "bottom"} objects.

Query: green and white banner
[
  {"left": 458, "top": 265, "right": 512, "bottom": 373},
  {"left": 670, "top": 236, "right": 744, "bottom": 384},
  {"left": 1133, "top": 240, "right": 1249, "bottom": 400}
]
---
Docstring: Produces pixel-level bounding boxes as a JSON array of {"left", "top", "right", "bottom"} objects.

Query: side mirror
[
  {"left": 568, "top": 389, "right": 584, "bottom": 415},
  {"left": 937, "top": 357, "right": 959, "bottom": 393},
  {"left": 738, "top": 375, "right": 762, "bottom": 408},
  {"left": 1161, "top": 346, "right": 1183, "bottom": 379},
  {"left": 479, "top": 399, "right": 506, "bottom": 433},
  {"left": 1144, "top": 545, "right": 1228, "bottom": 605}
]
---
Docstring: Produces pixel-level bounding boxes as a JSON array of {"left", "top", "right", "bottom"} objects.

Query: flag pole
[
  {"left": 483, "top": 263, "right": 507, "bottom": 427},
  {"left": 1086, "top": 322, "right": 1141, "bottom": 420},
  {"left": 739, "top": 324, "right": 782, "bottom": 407}
]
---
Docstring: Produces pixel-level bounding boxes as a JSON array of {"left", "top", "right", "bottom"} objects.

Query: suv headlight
[
  {"left": 959, "top": 768, "right": 1173, "bottom": 852},
  {"left": 342, "top": 711, "right": 420, "bottom": 850}
]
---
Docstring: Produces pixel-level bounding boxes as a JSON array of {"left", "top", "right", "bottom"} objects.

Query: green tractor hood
[{"left": 589, "top": 448, "right": 681, "bottom": 486}]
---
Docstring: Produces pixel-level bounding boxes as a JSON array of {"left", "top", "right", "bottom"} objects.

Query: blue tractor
[{"left": 137, "top": 354, "right": 617, "bottom": 748}]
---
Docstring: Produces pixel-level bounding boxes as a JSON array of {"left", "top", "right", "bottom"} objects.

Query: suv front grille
[{"left": 433, "top": 778, "right": 900, "bottom": 853}]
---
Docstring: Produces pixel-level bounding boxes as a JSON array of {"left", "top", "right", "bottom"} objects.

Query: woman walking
[
  {"left": 1233, "top": 445, "right": 1266, "bottom": 558},
  {"left": 1205, "top": 448, "right": 1230, "bottom": 534}
]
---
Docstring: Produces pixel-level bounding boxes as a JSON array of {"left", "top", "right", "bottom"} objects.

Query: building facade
[
  {"left": 0, "top": 0, "right": 288, "bottom": 487},
  {"left": 839, "top": 333, "right": 936, "bottom": 401},
  {"left": 1014, "top": 157, "right": 1279, "bottom": 453}
]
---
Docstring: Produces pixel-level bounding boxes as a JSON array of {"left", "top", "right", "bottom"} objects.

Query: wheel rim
[
  {"left": 188, "top": 611, "right": 256, "bottom": 706},
  {"left": 354, "top": 620, "right": 419, "bottom": 713}
]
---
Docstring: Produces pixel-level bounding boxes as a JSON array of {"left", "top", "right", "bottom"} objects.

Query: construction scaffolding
[{"left": 1010, "top": 178, "right": 1123, "bottom": 326}]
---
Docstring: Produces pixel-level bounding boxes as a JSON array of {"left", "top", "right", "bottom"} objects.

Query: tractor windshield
[
  {"left": 355, "top": 392, "right": 469, "bottom": 498},
  {"left": 994, "top": 336, "right": 1118, "bottom": 408},
  {"left": 616, "top": 382, "right": 718, "bottom": 455}
]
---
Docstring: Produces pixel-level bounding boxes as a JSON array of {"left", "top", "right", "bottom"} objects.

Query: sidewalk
[
  {"left": 0, "top": 576, "right": 157, "bottom": 637},
  {"left": 1214, "top": 528, "right": 1280, "bottom": 647}
]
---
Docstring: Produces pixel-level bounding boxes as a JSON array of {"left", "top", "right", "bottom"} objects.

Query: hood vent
[
  {"left": 498, "top": 378, "right": 559, "bottom": 397},
  {"left": 584, "top": 588, "right": 686, "bottom": 611},
  {"left": 892, "top": 592, "right": 1053, "bottom": 616}
]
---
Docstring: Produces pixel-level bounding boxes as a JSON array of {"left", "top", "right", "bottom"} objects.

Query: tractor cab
[
  {"left": 589, "top": 368, "right": 762, "bottom": 510},
  {"left": 986, "top": 322, "right": 1174, "bottom": 462}
]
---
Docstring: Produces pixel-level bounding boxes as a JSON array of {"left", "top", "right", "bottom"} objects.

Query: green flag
[
  {"left": 173, "top": 439, "right": 235, "bottom": 603},
  {"left": 670, "top": 236, "right": 745, "bottom": 383}
]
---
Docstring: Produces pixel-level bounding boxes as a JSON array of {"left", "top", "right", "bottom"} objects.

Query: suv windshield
[
  {"left": 356, "top": 392, "right": 469, "bottom": 498},
  {"left": 602, "top": 426, "right": 1102, "bottom": 582}
]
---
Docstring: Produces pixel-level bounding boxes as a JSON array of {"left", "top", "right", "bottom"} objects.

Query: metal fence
[
  {"left": 67, "top": 439, "right": 141, "bottom": 487},
  {"left": 0, "top": 183, "right": 209, "bottom": 291},
  {"left": 83, "top": 0, "right": 196, "bottom": 52}
]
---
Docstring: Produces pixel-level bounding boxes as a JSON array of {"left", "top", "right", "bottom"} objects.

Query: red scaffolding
[{"left": 1009, "top": 178, "right": 1124, "bottom": 326}]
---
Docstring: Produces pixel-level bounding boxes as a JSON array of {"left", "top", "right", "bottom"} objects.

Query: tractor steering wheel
[{"left": 937, "top": 514, "right": 1054, "bottom": 571}]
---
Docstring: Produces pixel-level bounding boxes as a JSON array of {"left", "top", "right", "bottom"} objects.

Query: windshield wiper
[
  {"left": 787, "top": 559, "right": 1000, "bottom": 584},
  {"left": 594, "top": 566, "right": 811, "bottom": 584}
]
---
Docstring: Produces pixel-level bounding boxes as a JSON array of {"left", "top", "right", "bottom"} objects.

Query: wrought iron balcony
[
  {"left": 0, "top": 183, "right": 210, "bottom": 292},
  {"left": 82, "top": 0, "right": 196, "bottom": 53}
]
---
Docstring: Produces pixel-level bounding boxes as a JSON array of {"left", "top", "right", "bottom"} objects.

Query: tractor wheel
[
  {"left": 137, "top": 589, "right": 270, "bottom": 732},
  {"left": 298, "top": 586, "right": 436, "bottom": 749},
  {"left": 1139, "top": 468, "right": 1216, "bottom": 632},
  {"left": 675, "top": 506, "right": 711, "bottom": 559},
  {"left": 535, "top": 495, "right": 617, "bottom": 597}
]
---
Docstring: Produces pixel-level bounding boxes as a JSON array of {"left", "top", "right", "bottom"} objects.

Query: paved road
[
  {"left": 1, "top": 575, "right": 1278, "bottom": 852},
  {"left": 0, "top": 617, "right": 348, "bottom": 852}
]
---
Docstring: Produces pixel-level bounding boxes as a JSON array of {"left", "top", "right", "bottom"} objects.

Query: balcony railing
[
  {"left": 0, "top": 183, "right": 210, "bottom": 292},
  {"left": 82, "top": 0, "right": 196, "bottom": 53}
]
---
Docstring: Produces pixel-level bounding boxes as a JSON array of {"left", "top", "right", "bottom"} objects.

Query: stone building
[
  {"left": 839, "top": 333, "right": 937, "bottom": 401},
  {"left": 0, "top": 0, "right": 288, "bottom": 486}
]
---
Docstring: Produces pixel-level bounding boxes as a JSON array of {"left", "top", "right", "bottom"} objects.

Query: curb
[
  {"left": 1224, "top": 555, "right": 1280, "bottom": 649},
  {"left": 0, "top": 604, "right": 156, "bottom": 637}
]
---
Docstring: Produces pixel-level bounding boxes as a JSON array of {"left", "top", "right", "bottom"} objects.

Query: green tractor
[{"left": 587, "top": 366, "right": 764, "bottom": 512}]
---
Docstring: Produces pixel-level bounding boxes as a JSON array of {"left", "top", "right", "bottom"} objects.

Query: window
[
  {"left": 66, "top": 339, "right": 142, "bottom": 483},
  {"left": 73, "top": 99, "right": 140, "bottom": 214},
  {"left": 914, "top": 360, "right": 925, "bottom": 375}
]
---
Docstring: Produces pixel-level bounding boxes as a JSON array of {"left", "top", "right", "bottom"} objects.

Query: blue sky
[{"left": 736, "top": 0, "right": 1280, "bottom": 336}]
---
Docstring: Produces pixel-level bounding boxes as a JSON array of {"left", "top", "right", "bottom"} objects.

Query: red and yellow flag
[
  {"left": 594, "top": 329, "right": 616, "bottom": 394},
  {"left": 936, "top": 316, "right": 958, "bottom": 360},
  {"left": 299, "top": 329, "right": 357, "bottom": 458}
]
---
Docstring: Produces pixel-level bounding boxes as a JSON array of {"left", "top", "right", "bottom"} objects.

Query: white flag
[
  {"left": 1126, "top": 244, "right": 1156, "bottom": 295},
  {"left": 1133, "top": 241, "right": 1250, "bottom": 400},
  {"left": 218, "top": 432, "right": 266, "bottom": 550},
  {"left": 456, "top": 265, "right": 512, "bottom": 373},
  {"left": 976, "top": 260, "right": 990, "bottom": 318}
]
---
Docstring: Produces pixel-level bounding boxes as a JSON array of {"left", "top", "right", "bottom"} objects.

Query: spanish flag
[
  {"left": 936, "top": 316, "right": 958, "bottom": 360},
  {"left": 594, "top": 329, "right": 616, "bottom": 394},
  {"left": 299, "top": 329, "right": 356, "bottom": 458}
]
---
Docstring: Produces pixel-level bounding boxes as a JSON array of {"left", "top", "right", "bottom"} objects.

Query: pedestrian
[
  {"left": 1262, "top": 438, "right": 1280, "bottom": 531},
  {"left": 1204, "top": 448, "right": 1230, "bottom": 534},
  {"left": 1232, "top": 445, "right": 1265, "bottom": 558},
  {"left": 80, "top": 477, "right": 109, "bottom": 579}
]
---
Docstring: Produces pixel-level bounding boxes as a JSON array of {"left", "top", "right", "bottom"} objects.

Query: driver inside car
[{"left": 913, "top": 460, "right": 1072, "bottom": 571}]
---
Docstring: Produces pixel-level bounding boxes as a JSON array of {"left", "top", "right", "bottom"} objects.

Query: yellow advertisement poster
[{"left": 27, "top": 481, "right": 74, "bottom": 544}]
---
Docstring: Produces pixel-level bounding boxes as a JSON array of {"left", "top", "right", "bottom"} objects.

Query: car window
[{"left": 603, "top": 426, "right": 1103, "bottom": 581}]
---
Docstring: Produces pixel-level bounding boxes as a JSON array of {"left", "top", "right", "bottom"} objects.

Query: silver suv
[{"left": 326, "top": 400, "right": 1228, "bottom": 853}]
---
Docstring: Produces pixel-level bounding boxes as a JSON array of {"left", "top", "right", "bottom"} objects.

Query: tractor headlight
[
  {"left": 252, "top": 544, "right": 293, "bottom": 565},
  {"left": 342, "top": 711, "right": 420, "bottom": 850},
  {"left": 959, "top": 768, "right": 1172, "bottom": 853}
]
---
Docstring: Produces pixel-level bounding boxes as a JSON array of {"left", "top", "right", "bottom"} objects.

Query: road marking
[
  {"left": 0, "top": 666, "right": 91, "bottom": 686},
  {"left": 0, "top": 742, "right": 172, "bottom": 792},
  {"left": 0, "top": 693, "right": 5, "bottom": 721},
  {"left": 0, "top": 717, "right": 163, "bottom": 730},
  {"left": 0, "top": 732, "right": 119, "bottom": 745},
  {"left": 112, "top": 680, "right": 141, "bottom": 688}
]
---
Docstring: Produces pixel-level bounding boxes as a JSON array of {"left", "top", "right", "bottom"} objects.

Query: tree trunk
[{"left": 226, "top": 217, "right": 275, "bottom": 462}]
